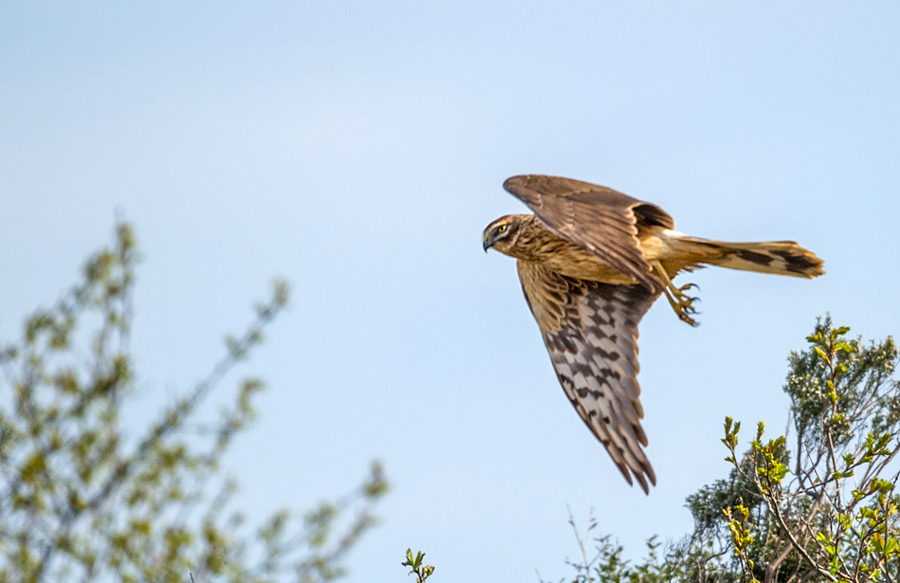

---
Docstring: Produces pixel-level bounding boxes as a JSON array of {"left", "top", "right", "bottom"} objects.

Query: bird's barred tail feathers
[{"left": 675, "top": 236, "right": 824, "bottom": 278}]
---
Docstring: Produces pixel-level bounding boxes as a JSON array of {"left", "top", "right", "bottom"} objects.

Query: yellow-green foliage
[
  {"left": 546, "top": 318, "right": 900, "bottom": 583},
  {"left": 0, "top": 223, "right": 388, "bottom": 583}
]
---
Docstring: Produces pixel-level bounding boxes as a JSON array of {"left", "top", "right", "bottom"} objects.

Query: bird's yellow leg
[{"left": 652, "top": 261, "right": 700, "bottom": 326}]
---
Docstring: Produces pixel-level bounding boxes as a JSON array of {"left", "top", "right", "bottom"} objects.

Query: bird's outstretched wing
[
  {"left": 517, "top": 260, "right": 662, "bottom": 492},
  {"left": 504, "top": 175, "right": 674, "bottom": 295}
]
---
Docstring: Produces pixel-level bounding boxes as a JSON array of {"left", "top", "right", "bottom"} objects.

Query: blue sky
[{"left": 2, "top": 2, "right": 899, "bottom": 580}]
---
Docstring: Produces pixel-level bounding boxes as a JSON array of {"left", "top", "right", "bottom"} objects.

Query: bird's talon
[
  {"left": 663, "top": 281, "right": 701, "bottom": 325},
  {"left": 651, "top": 264, "right": 703, "bottom": 326}
]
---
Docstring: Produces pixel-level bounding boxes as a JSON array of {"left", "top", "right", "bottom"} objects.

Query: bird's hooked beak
[{"left": 483, "top": 230, "right": 496, "bottom": 252}]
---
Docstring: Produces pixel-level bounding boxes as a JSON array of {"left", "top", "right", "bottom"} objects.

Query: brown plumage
[{"left": 484, "top": 175, "right": 823, "bottom": 493}]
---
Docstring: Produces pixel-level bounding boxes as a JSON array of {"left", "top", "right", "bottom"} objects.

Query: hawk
[{"left": 483, "top": 175, "right": 823, "bottom": 493}]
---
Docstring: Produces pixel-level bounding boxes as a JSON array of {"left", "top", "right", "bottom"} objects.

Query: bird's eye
[{"left": 498, "top": 225, "right": 508, "bottom": 234}]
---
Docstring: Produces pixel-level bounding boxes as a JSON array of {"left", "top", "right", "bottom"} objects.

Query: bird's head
[{"left": 483, "top": 215, "right": 526, "bottom": 255}]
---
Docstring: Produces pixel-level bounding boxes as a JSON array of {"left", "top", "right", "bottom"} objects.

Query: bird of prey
[{"left": 483, "top": 175, "right": 823, "bottom": 493}]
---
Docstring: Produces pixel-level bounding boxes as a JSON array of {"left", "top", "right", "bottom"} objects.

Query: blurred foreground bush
[{"left": 0, "top": 223, "right": 387, "bottom": 583}]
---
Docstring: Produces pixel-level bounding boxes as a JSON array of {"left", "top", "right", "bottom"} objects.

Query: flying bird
[{"left": 484, "top": 175, "right": 823, "bottom": 493}]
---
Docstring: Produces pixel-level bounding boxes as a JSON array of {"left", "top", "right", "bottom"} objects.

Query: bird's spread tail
[{"left": 673, "top": 236, "right": 824, "bottom": 278}]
